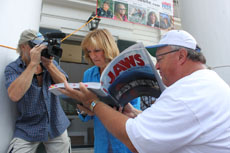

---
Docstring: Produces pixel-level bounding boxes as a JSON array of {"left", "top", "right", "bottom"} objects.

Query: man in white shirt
[{"left": 60, "top": 30, "right": 230, "bottom": 153}]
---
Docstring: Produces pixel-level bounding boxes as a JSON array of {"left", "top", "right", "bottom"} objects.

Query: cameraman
[{"left": 5, "top": 29, "right": 71, "bottom": 153}]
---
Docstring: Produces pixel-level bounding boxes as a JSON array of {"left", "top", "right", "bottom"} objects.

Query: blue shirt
[
  {"left": 79, "top": 66, "right": 140, "bottom": 153},
  {"left": 4, "top": 57, "right": 70, "bottom": 142}
]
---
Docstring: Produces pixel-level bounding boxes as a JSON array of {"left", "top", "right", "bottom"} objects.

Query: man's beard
[{"left": 24, "top": 51, "right": 31, "bottom": 63}]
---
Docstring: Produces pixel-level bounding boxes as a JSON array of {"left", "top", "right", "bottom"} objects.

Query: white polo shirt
[{"left": 126, "top": 69, "right": 230, "bottom": 153}]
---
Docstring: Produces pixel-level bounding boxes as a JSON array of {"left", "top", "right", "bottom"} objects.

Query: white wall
[
  {"left": 179, "top": 0, "right": 230, "bottom": 85},
  {"left": 0, "top": 0, "right": 42, "bottom": 152}
]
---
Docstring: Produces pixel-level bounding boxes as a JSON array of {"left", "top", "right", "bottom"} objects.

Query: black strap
[{"left": 34, "top": 71, "right": 44, "bottom": 76}]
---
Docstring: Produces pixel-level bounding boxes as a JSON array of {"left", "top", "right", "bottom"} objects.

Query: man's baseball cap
[
  {"left": 146, "top": 30, "right": 201, "bottom": 57},
  {"left": 17, "top": 29, "right": 46, "bottom": 53},
  {"left": 18, "top": 29, "right": 44, "bottom": 45}
]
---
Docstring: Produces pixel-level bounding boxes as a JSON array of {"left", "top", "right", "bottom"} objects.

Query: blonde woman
[{"left": 79, "top": 29, "right": 140, "bottom": 153}]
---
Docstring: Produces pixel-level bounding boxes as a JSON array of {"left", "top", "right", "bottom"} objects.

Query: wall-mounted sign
[{"left": 97, "top": 0, "right": 174, "bottom": 30}]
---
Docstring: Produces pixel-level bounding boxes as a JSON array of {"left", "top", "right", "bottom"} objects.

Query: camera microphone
[{"left": 45, "top": 32, "right": 66, "bottom": 39}]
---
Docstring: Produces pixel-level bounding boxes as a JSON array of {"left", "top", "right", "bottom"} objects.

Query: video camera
[{"left": 28, "top": 32, "right": 66, "bottom": 59}]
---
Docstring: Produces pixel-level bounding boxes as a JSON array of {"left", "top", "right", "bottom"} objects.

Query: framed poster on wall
[{"left": 96, "top": 0, "right": 174, "bottom": 30}]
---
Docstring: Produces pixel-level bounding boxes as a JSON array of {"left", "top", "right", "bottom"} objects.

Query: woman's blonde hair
[{"left": 81, "top": 29, "right": 119, "bottom": 65}]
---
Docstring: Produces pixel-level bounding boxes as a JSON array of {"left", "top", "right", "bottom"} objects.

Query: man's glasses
[{"left": 156, "top": 49, "right": 180, "bottom": 62}]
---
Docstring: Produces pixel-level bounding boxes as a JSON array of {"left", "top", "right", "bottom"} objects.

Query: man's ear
[
  {"left": 20, "top": 44, "right": 26, "bottom": 50},
  {"left": 178, "top": 48, "right": 188, "bottom": 64}
]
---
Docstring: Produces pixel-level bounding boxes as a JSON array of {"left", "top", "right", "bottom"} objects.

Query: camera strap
[
  {"left": 34, "top": 63, "right": 44, "bottom": 77},
  {"left": 34, "top": 71, "right": 43, "bottom": 76}
]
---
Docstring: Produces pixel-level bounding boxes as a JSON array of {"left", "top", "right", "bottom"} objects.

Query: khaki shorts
[{"left": 8, "top": 130, "right": 71, "bottom": 153}]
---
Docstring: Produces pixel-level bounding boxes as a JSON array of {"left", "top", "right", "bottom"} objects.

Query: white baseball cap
[{"left": 146, "top": 30, "right": 201, "bottom": 57}]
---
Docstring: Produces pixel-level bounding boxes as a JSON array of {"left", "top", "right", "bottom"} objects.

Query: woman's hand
[
  {"left": 59, "top": 80, "right": 98, "bottom": 109},
  {"left": 77, "top": 104, "right": 94, "bottom": 116}
]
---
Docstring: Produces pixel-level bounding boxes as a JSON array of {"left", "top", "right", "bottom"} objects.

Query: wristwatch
[{"left": 90, "top": 99, "right": 100, "bottom": 112}]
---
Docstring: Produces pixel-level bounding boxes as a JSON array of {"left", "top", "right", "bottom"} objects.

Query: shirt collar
[
  {"left": 16, "top": 56, "right": 26, "bottom": 68},
  {"left": 94, "top": 66, "right": 101, "bottom": 76}
]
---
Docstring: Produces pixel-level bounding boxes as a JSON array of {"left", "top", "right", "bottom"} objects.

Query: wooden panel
[
  {"left": 70, "top": 136, "right": 85, "bottom": 146},
  {"left": 61, "top": 43, "right": 82, "bottom": 63}
]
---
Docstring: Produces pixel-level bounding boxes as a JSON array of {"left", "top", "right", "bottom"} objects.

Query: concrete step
[{"left": 72, "top": 148, "right": 94, "bottom": 153}]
